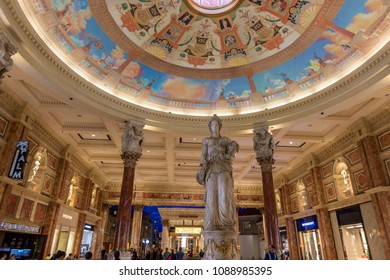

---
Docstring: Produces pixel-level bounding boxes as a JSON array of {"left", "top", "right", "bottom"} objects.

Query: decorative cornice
[
  {"left": 368, "top": 105, "right": 390, "bottom": 133},
  {"left": 0, "top": 85, "right": 23, "bottom": 118},
  {"left": 316, "top": 131, "right": 357, "bottom": 163},
  {"left": 30, "top": 119, "right": 65, "bottom": 153},
  {"left": 0, "top": 0, "right": 389, "bottom": 128}
]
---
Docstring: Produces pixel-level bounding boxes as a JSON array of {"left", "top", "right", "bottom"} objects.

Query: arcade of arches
[{"left": 0, "top": 0, "right": 389, "bottom": 260}]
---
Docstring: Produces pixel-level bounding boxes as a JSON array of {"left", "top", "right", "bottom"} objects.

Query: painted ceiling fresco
[
  {"left": 27, "top": 0, "right": 389, "bottom": 114},
  {"left": 104, "top": 0, "right": 324, "bottom": 70}
]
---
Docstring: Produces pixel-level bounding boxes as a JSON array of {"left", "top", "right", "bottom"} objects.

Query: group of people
[
  {"left": 263, "top": 244, "right": 290, "bottom": 260},
  {"left": 45, "top": 250, "right": 93, "bottom": 260},
  {"left": 0, "top": 253, "right": 16, "bottom": 260}
]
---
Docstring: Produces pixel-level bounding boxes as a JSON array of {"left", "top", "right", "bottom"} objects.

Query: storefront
[
  {"left": 0, "top": 221, "right": 42, "bottom": 260},
  {"left": 335, "top": 205, "right": 370, "bottom": 260},
  {"left": 279, "top": 226, "right": 289, "bottom": 259},
  {"left": 80, "top": 223, "right": 94, "bottom": 257},
  {"left": 296, "top": 215, "right": 323, "bottom": 260},
  {"left": 50, "top": 206, "right": 79, "bottom": 257}
]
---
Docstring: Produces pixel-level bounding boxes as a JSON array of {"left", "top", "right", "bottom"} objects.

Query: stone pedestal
[{"left": 202, "top": 231, "right": 240, "bottom": 260}]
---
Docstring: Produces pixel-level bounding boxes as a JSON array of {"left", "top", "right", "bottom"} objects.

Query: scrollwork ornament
[{"left": 212, "top": 240, "right": 232, "bottom": 254}]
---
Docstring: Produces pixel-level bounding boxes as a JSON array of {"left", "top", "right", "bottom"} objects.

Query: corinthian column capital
[{"left": 121, "top": 151, "right": 142, "bottom": 167}]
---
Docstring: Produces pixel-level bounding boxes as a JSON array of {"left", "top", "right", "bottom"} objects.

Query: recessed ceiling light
[
  {"left": 147, "top": 150, "right": 150, "bottom": 153},
  {"left": 289, "top": 141, "right": 293, "bottom": 144},
  {"left": 92, "top": 134, "right": 96, "bottom": 137},
  {"left": 193, "top": 138, "right": 196, "bottom": 140}
]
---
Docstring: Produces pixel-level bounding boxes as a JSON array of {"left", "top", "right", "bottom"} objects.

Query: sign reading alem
[{"left": 8, "top": 141, "right": 29, "bottom": 179}]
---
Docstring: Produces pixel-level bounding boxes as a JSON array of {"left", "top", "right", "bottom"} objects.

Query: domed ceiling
[{"left": 19, "top": 0, "right": 390, "bottom": 116}]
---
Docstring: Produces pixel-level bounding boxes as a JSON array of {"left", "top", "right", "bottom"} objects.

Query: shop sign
[
  {"left": 8, "top": 141, "right": 29, "bottom": 180},
  {"left": 0, "top": 221, "right": 41, "bottom": 234},
  {"left": 297, "top": 216, "right": 318, "bottom": 231},
  {"left": 175, "top": 227, "right": 202, "bottom": 234}
]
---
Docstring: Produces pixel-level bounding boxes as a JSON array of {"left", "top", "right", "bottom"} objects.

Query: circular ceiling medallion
[{"left": 187, "top": 0, "right": 240, "bottom": 15}]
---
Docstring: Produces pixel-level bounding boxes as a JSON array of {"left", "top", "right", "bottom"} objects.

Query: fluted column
[
  {"left": 130, "top": 204, "right": 144, "bottom": 250},
  {"left": 114, "top": 121, "right": 144, "bottom": 251},
  {"left": 253, "top": 126, "right": 280, "bottom": 251},
  {"left": 161, "top": 219, "right": 170, "bottom": 250}
]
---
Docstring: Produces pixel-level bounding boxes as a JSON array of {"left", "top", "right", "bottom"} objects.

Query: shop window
[
  {"left": 337, "top": 206, "right": 370, "bottom": 260},
  {"left": 334, "top": 161, "right": 354, "bottom": 200},
  {"left": 26, "top": 147, "right": 47, "bottom": 193}
]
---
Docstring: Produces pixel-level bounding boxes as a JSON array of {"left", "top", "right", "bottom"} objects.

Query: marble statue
[
  {"left": 0, "top": 35, "right": 16, "bottom": 81},
  {"left": 253, "top": 126, "right": 274, "bottom": 158},
  {"left": 121, "top": 122, "right": 144, "bottom": 154},
  {"left": 197, "top": 114, "right": 239, "bottom": 231}
]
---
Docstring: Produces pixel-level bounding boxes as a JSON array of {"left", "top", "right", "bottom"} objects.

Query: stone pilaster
[
  {"left": 130, "top": 204, "right": 144, "bottom": 250},
  {"left": 73, "top": 213, "right": 87, "bottom": 257},
  {"left": 42, "top": 202, "right": 61, "bottom": 258},
  {"left": 285, "top": 216, "right": 299, "bottom": 260},
  {"left": 357, "top": 136, "right": 387, "bottom": 188},
  {"left": 253, "top": 126, "right": 281, "bottom": 251},
  {"left": 316, "top": 207, "right": 337, "bottom": 259},
  {"left": 368, "top": 189, "right": 390, "bottom": 259}
]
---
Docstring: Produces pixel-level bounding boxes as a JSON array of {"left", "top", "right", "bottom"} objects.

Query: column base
[{"left": 202, "top": 231, "right": 240, "bottom": 260}]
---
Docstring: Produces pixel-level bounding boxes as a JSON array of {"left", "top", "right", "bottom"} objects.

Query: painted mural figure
[{"left": 197, "top": 114, "right": 239, "bottom": 231}]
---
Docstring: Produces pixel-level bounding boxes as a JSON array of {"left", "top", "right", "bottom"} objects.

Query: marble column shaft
[
  {"left": 316, "top": 208, "right": 337, "bottom": 259},
  {"left": 357, "top": 136, "right": 387, "bottom": 188},
  {"left": 310, "top": 166, "right": 326, "bottom": 206},
  {"left": 370, "top": 190, "right": 390, "bottom": 259},
  {"left": 260, "top": 166, "right": 280, "bottom": 250},
  {"left": 130, "top": 204, "right": 143, "bottom": 250},
  {"left": 114, "top": 161, "right": 136, "bottom": 251}
]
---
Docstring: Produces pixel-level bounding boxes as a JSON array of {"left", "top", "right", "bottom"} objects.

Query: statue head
[{"left": 208, "top": 114, "right": 222, "bottom": 135}]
